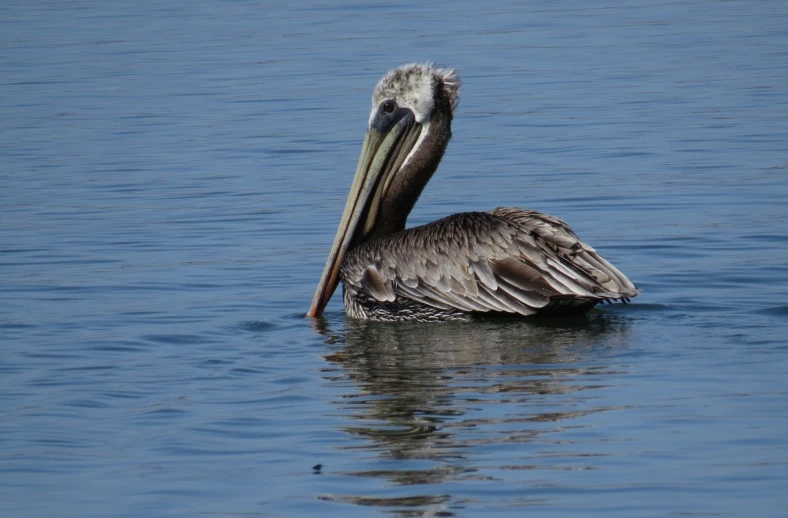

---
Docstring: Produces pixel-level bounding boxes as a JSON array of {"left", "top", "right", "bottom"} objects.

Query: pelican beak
[{"left": 308, "top": 109, "right": 421, "bottom": 317}]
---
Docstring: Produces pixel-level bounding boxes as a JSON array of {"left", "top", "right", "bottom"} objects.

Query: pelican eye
[{"left": 381, "top": 99, "right": 396, "bottom": 114}]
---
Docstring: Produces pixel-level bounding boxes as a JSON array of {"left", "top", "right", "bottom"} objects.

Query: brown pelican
[{"left": 308, "top": 63, "right": 640, "bottom": 321}]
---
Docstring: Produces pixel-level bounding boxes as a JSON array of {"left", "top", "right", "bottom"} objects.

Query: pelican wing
[{"left": 342, "top": 209, "right": 640, "bottom": 317}]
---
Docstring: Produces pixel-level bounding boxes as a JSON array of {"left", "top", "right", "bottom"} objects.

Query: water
[{"left": 2, "top": 1, "right": 787, "bottom": 516}]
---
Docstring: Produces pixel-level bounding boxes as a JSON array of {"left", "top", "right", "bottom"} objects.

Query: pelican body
[{"left": 308, "top": 63, "right": 640, "bottom": 322}]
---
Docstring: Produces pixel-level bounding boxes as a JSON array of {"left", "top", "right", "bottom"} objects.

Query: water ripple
[{"left": 2, "top": 1, "right": 787, "bottom": 517}]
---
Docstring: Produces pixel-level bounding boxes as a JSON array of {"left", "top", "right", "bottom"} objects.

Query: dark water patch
[
  {"left": 140, "top": 333, "right": 214, "bottom": 345},
  {"left": 57, "top": 364, "right": 118, "bottom": 372},
  {"left": 601, "top": 302, "right": 674, "bottom": 313},
  {"left": 0, "top": 322, "right": 36, "bottom": 329},
  {"left": 152, "top": 445, "right": 268, "bottom": 457},
  {"left": 346, "top": 465, "right": 479, "bottom": 485},
  {"left": 342, "top": 424, "right": 438, "bottom": 439},
  {"left": 100, "top": 390, "right": 150, "bottom": 400},
  {"left": 197, "top": 357, "right": 234, "bottom": 368},
  {"left": 139, "top": 407, "right": 189, "bottom": 417},
  {"left": 233, "top": 320, "right": 277, "bottom": 332},
  {"left": 228, "top": 366, "right": 267, "bottom": 375},
  {"left": 62, "top": 399, "right": 111, "bottom": 409},
  {"left": 20, "top": 352, "right": 87, "bottom": 362},
  {"left": 188, "top": 425, "right": 281, "bottom": 441},
  {"left": 755, "top": 305, "right": 788, "bottom": 316},
  {"left": 318, "top": 492, "right": 453, "bottom": 508},
  {"left": 84, "top": 342, "right": 151, "bottom": 353}
]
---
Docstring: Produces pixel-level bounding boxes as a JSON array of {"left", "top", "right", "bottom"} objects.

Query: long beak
[{"left": 308, "top": 111, "right": 421, "bottom": 317}]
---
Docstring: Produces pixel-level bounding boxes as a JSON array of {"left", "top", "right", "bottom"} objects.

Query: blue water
[{"left": 2, "top": 1, "right": 788, "bottom": 516}]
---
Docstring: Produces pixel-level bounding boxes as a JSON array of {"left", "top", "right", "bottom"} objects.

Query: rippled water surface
[{"left": 2, "top": 1, "right": 788, "bottom": 516}]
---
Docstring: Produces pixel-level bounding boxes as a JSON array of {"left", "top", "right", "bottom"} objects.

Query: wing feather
[{"left": 341, "top": 209, "right": 640, "bottom": 317}]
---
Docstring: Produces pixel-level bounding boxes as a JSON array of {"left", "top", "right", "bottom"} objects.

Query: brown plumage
[
  {"left": 309, "top": 63, "right": 640, "bottom": 321},
  {"left": 341, "top": 209, "right": 639, "bottom": 321}
]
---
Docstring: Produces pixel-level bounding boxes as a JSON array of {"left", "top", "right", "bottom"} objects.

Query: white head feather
[{"left": 369, "top": 63, "right": 460, "bottom": 126}]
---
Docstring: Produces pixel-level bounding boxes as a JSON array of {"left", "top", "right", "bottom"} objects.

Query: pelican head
[{"left": 308, "top": 63, "right": 461, "bottom": 317}]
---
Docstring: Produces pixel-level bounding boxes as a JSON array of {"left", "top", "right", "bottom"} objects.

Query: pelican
[{"left": 308, "top": 63, "right": 640, "bottom": 321}]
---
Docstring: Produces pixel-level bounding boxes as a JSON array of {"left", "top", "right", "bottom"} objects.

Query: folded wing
[{"left": 342, "top": 208, "right": 640, "bottom": 316}]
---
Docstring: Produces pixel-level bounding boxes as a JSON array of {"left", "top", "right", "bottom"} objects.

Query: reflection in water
[{"left": 314, "top": 314, "right": 633, "bottom": 514}]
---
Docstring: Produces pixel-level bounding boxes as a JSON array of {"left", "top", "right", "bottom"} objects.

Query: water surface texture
[{"left": 2, "top": 1, "right": 788, "bottom": 516}]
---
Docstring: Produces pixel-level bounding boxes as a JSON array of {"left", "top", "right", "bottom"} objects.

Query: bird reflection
[{"left": 314, "top": 313, "right": 632, "bottom": 502}]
